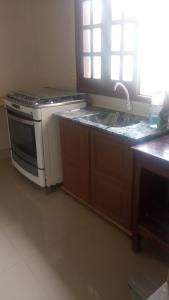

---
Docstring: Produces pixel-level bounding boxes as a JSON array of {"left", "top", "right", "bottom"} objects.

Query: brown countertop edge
[{"left": 132, "top": 134, "right": 169, "bottom": 162}]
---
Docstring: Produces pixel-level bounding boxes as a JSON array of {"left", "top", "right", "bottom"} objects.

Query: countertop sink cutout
[
  {"left": 56, "top": 106, "right": 169, "bottom": 142},
  {"left": 80, "top": 111, "right": 144, "bottom": 128}
]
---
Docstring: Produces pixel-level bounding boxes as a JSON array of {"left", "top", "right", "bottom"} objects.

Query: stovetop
[{"left": 6, "top": 87, "right": 87, "bottom": 107}]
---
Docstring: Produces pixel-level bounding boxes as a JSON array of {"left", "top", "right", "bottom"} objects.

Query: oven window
[{"left": 8, "top": 117, "right": 37, "bottom": 161}]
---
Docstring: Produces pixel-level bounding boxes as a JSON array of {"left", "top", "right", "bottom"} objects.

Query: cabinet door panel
[
  {"left": 60, "top": 119, "right": 89, "bottom": 166},
  {"left": 93, "top": 173, "right": 131, "bottom": 227},
  {"left": 60, "top": 118, "right": 90, "bottom": 203},
  {"left": 92, "top": 129, "right": 132, "bottom": 183},
  {"left": 91, "top": 128, "right": 133, "bottom": 230},
  {"left": 63, "top": 164, "right": 90, "bottom": 202}
]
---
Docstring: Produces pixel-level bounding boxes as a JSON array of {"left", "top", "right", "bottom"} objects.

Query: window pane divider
[
  {"left": 82, "top": 24, "right": 102, "bottom": 29},
  {"left": 75, "top": 0, "right": 148, "bottom": 101},
  {"left": 83, "top": 53, "right": 101, "bottom": 55},
  {"left": 111, "top": 51, "right": 135, "bottom": 55}
]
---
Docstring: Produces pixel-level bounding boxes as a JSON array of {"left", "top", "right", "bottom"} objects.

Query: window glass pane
[
  {"left": 122, "top": 55, "right": 133, "bottom": 81},
  {"left": 124, "top": 23, "right": 136, "bottom": 51},
  {"left": 111, "top": 25, "right": 121, "bottom": 51},
  {"left": 111, "top": 55, "right": 120, "bottom": 80},
  {"left": 139, "top": 0, "right": 169, "bottom": 95},
  {"left": 92, "top": 0, "right": 102, "bottom": 24},
  {"left": 124, "top": 0, "right": 138, "bottom": 19},
  {"left": 83, "top": 1, "right": 91, "bottom": 26},
  {"left": 83, "top": 29, "right": 91, "bottom": 52},
  {"left": 93, "top": 28, "right": 101, "bottom": 52},
  {"left": 83, "top": 56, "right": 91, "bottom": 78},
  {"left": 111, "top": 0, "right": 123, "bottom": 20},
  {"left": 93, "top": 56, "right": 101, "bottom": 79}
]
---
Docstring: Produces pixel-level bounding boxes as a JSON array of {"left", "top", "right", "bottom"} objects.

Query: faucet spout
[{"left": 113, "top": 82, "right": 132, "bottom": 111}]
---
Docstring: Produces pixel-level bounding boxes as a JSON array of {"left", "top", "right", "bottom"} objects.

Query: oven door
[{"left": 7, "top": 110, "right": 44, "bottom": 177}]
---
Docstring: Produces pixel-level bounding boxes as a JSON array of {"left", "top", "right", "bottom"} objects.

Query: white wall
[
  {"left": 0, "top": 0, "right": 77, "bottom": 151},
  {"left": 0, "top": 0, "right": 40, "bottom": 151},
  {"left": 0, "top": 0, "right": 39, "bottom": 97},
  {"left": 31, "top": 0, "right": 77, "bottom": 90},
  {"left": 0, "top": 0, "right": 77, "bottom": 96},
  {"left": 90, "top": 94, "right": 150, "bottom": 116},
  {"left": 0, "top": 0, "right": 150, "bottom": 103},
  {"left": 0, "top": 0, "right": 150, "bottom": 152},
  {"left": 0, "top": 0, "right": 35, "bottom": 150},
  {"left": 31, "top": 0, "right": 149, "bottom": 115}
]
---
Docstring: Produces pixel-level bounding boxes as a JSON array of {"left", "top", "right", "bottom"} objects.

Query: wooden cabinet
[
  {"left": 59, "top": 118, "right": 134, "bottom": 232},
  {"left": 59, "top": 118, "right": 91, "bottom": 203},
  {"left": 132, "top": 136, "right": 169, "bottom": 252},
  {"left": 91, "top": 129, "right": 133, "bottom": 230}
]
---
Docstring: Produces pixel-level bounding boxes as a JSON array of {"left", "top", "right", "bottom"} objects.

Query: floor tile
[
  {"left": 0, "top": 159, "right": 168, "bottom": 300},
  {"left": 0, "top": 230, "right": 22, "bottom": 273},
  {"left": 0, "top": 261, "right": 52, "bottom": 300}
]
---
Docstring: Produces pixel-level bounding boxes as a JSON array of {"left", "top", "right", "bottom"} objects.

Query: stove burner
[{"left": 6, "top": 88, "right": 87, "bottom": 107}]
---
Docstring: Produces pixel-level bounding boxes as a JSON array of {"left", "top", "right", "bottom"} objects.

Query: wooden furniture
[
  {"left": 132, "top": 135, "right": 169, "bottom": 252},
  {"left": 60, "top": 118, "right": 136, "bottom": 233},
  {"left": 91, "top": 128, "right": 133, "bottom": 230},
  {"left": 60, "top": 118, "right": 91, "bottom": 203}
]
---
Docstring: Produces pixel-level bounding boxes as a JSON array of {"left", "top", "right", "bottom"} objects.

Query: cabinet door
[
  {"left": 91, "top": 129, "right": 133, "bottom": 230},
  {"left": 60, "top": 118, "right": 90, "bottom": 203}
]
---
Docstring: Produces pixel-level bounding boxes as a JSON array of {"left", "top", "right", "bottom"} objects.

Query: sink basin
[{"left": 80, "top": 111, "right": 144, "bottom": 128}]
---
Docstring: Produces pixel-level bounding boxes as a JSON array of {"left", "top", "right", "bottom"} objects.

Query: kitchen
[{"left": 0, "top": 0, "right": 169, "bottom": 299}]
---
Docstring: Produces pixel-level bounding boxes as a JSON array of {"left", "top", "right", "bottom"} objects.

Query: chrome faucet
[{"left": 113, "top": 82, "right": 132, "bottom": 111}]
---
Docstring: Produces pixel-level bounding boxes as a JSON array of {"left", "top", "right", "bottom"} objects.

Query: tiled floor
[{"left": 0, "top": 159, "right": 168, "bottom": 300}]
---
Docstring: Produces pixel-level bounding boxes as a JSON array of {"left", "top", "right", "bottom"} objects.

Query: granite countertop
[
  {"left": 133, "top": 134, "right": 169, "bottom": 162},
  {"left": 55, "top": 106, "right": 169, "bottom": 143}
]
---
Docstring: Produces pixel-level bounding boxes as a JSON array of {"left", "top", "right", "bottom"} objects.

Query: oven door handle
[{"left": 8, "top": 113, "right": 34, "bottom": 126}]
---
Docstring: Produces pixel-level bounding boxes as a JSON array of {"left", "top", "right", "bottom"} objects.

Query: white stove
[
  {"left": 4, "top": 87, "right": 87, "bottom": 188},
  {"left": 7, "top": 87, "right": 87, "bottom": 107}
]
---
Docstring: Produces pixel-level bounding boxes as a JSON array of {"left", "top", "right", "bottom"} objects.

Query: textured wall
[
  {"left": 0, "top": 0, "right": 149, "bottom": 152},
  {"left": 30, "top": 0, "right": 76, "bottom": 90},
  {"left": 0, "top": 0, "right": 39, "bottom": 97},
  {"left": 0, "top": 0, "right": 77, "bottom": 150}
]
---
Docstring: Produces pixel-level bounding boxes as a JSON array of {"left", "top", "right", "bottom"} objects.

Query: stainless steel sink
[{"left": 80, "top": 111, "right": 144, "bottom": 128}]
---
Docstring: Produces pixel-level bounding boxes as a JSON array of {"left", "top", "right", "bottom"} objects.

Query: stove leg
[
  {"left": 44, "top": 186, "right": 52, "bottom": 194},
  {"left": 44, "top": 183, "right": 61, "bottom": 194}
]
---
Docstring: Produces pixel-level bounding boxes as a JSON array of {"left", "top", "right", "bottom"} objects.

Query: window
[{"left": 75, "top": 0, "right": 169, "bottom": 101}]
